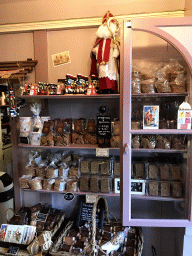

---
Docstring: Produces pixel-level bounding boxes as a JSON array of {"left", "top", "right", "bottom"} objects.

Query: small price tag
[
  {"left": 96, "top": 148, "right": 109, "bottom": 157},
  {"left": 86, "top": 194, "right": 97, "bottom": 203},
  {"left": 7, "top": 246, "right": 19, "bottom": 255},
  {"left": 64, "top": 192, "right": 75, "bottom": 201},
  {"left": 36, "top": 213, "right": 47, "bottom": 222}
]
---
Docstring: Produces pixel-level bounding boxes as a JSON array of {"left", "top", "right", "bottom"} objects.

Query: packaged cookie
[
  {"left": 160, "top": 182, "right": 171, "bottom": 197},
  {"left": 90, "top": 176, "right": 100, "bottom": 193},
  {"left": 25, "top": 153, "right": 37, "bottom": 176},
  {"left": 69, "top": 167, "right": 79, "bottom": 178},
  {"left": 43, "top": 178, "right": 55, "bottom": 190},
  {"left": 101, "top": 177, "right": 112, "bottom": 193},
  {"left": 46, "top": 167, "right": 59, "bottom": 179},
  {"left": 20, "top": 175, "right": 32, "bottom": 189},
  {"left": 171, "top": 182, "right": 183, "bottom": 198},
  {"left": 113, "top": 160, "right": 120, "bottom": 176},
  {"left": 131, "top": 121, "right": 140, "bottom": 130},
  {"left": 26, "top": 165, "right": 36, "bottom": 176},
  {"left": 66, "top": 178, "right": 78, "bottom": 192},
  {"left": 86, "top": 119, "right": 96, "bottom": 133},
  {"left": 141, "top": 79, "right": 155, "bottom": 93},
  {"left": 36, "top": 166, "right": 46, "bottom": 178},
  {"left": 135, "top": 162, "right": 145, "bottom": 178},
  {"left": 159, "top": 164, "right": 170, "bottom": 180},
  {"left": 110, "top": 135, "right": 120, "bottom": 148},
  {"left": 100, "top": 160, "right": 111, "bottom": 175},
  {"left": 91, "top": 160, "right": 100, "bottom": 174},
  {"left": 148, "top": 181, "right": 159, "bottom": 196},
  {"left": 29, "top": 177, "right": 43, "bottom": 190},
  {"left": 60, "top": 152, "right": 72, "bottom": 166},
  {"left": 148, "top": 164, "right": 159, "bottom": 180},
  {"left": 140, "top": 136, "right": 149, "bottom": 149},
  {"left": 171, "top": 135, "right": 186, "bottom": 150},
  {"left": 147, "top": 136, "right": 156, "bottom": 149},
  {"left": 84, "top": 133, "right": 97, "bottom": 145},
  {"left": 73, "top": 118, "right": 86, "bottom": 133},
  {"left": 54, "top": 178, "right": 66, "bottom": 191},
  {"left": 79, "top": 175, "right": 89, "bottom": 192},
  {"left": 132, "top": 135, "right": 140, "bottom": 149},
  {"left": 170, "top": 165, "right": 181, "bottom": 180},
  {"left": 80, "top": 160, "right": 90, "bottom": 174},
  {"left": 56, "top": 120, "right": 65, "bottom": 134},
  {"left": 58, "top": 165, "right": 69, "bottom": 178},
  {"left": 42, "top": 121, "right": 51, "bottom": 134},
  {"left": 72, "top": 132, "right": 84, "bottom": 144},
  {"left": 112, "top": 119, "right": 120, "bottom": 136}
]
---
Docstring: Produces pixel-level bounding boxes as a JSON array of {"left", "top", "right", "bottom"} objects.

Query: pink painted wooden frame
[{"left": 122, "top": 17, "right": 192, "bottom": 227}]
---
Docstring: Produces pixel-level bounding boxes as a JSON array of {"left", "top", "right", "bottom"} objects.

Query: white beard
[{"left": 96, "top": 23, "right": 117, "bottom": 39}]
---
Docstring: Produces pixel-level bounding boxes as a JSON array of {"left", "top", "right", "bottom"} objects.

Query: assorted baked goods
[
  {"left": 20, "top": 151, "right": 120, "bottom": 194},
  {"left": 131, "top": 160, "right": 184, "bottom": 198}
]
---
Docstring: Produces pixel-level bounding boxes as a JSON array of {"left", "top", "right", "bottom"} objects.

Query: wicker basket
[
  {"left": 49, "top": 196, "right": 144, "bottom": 256},
  {"left": 49, "top": 221, "right": 74, "bottom": 256},
  {"left": 49, "top": 196, "right": 109, "bottom": 256}
]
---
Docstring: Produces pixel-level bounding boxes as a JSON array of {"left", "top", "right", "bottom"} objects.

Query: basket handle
[{"left": 91, "top": 196, "right": 109, "bottom": 253}]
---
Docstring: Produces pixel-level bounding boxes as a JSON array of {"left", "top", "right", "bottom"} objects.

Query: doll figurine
[{"left": 90, "top": 11, "right": 120, "bottom": 94}]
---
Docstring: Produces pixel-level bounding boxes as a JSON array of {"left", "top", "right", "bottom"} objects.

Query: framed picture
[{"left": 143, "top": 105, "right": 159, "bottom": 129}]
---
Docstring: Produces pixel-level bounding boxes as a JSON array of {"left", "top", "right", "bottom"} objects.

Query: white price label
[
  {"left": 86, "top": 194, "right": 97, "bottom": 203},
  {"left": 96, "top": 148, "right": 109, "bottom": 157}
]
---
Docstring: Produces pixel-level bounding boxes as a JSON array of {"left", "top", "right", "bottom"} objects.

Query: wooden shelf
[
  {"left": 131, "top": 194, "right": 185, "bottom": 202},
  {"left": 132, "top": 149, "right": 187, "bottom": 153},
  {"left": 22, "top": 189, "right": 184, "bottom": 201},
  {"left": 18, "top": 94, "right": 120, "bottom": 100},
  {"left": 22, "top": 189, "right": 120, "bottom": 197},
  {"left": 131, "top": 129, "right": 192, "bottom": 135},
  {"left": 132, "top": 92, "right": 188, "bottom": 98},
  {"left": 0, "top": 60, "right": 38, "bottom": 81},
  {"left": 18, "top": 143, "right": 120, "bottom": 151}
]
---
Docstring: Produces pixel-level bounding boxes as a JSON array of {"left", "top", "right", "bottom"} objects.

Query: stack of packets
[{"left": 0, "top": 224, "right": 36, "bottom": 245}]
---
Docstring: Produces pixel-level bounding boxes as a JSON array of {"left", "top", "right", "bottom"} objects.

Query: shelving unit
[
  {"left": 13, "top": 91, "right": 121, "bottom": 216},
  {"left": 10, "top": 17, "right": 192, "bottom": 230}
]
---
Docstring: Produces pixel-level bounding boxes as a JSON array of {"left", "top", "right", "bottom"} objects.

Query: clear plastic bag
[{"left": 30, "top": 103, "right": 43, "bottom": 132}]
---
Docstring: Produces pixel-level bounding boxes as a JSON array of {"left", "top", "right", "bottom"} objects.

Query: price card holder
[
  {"left": 114, "top": 178, "right": 120, "bottom": 193},
  {"left": 131, "top": 179, "right": 146, "bottom": 195},
  {"left": 64, "top": 192, "right": 75, "bottom": 201},
  {"left": 86, "top": 194, "right": 97, "bottom": 203},
  {"left": 96, "top": 148, "right": 109, "bottom": 157},
  {"left": 6, "top": 246, "right": 19, "bottom": 255}
]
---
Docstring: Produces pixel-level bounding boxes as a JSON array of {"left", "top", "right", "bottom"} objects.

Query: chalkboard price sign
[
  {"left": 97, "top": 116, "right": 111, "bottom": 137},
  {"left": 76, "top": 196, "right": 105, "bottom": 229},
  {"left": 64, "top": 192, "right": 75, "bottom": 201}
]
